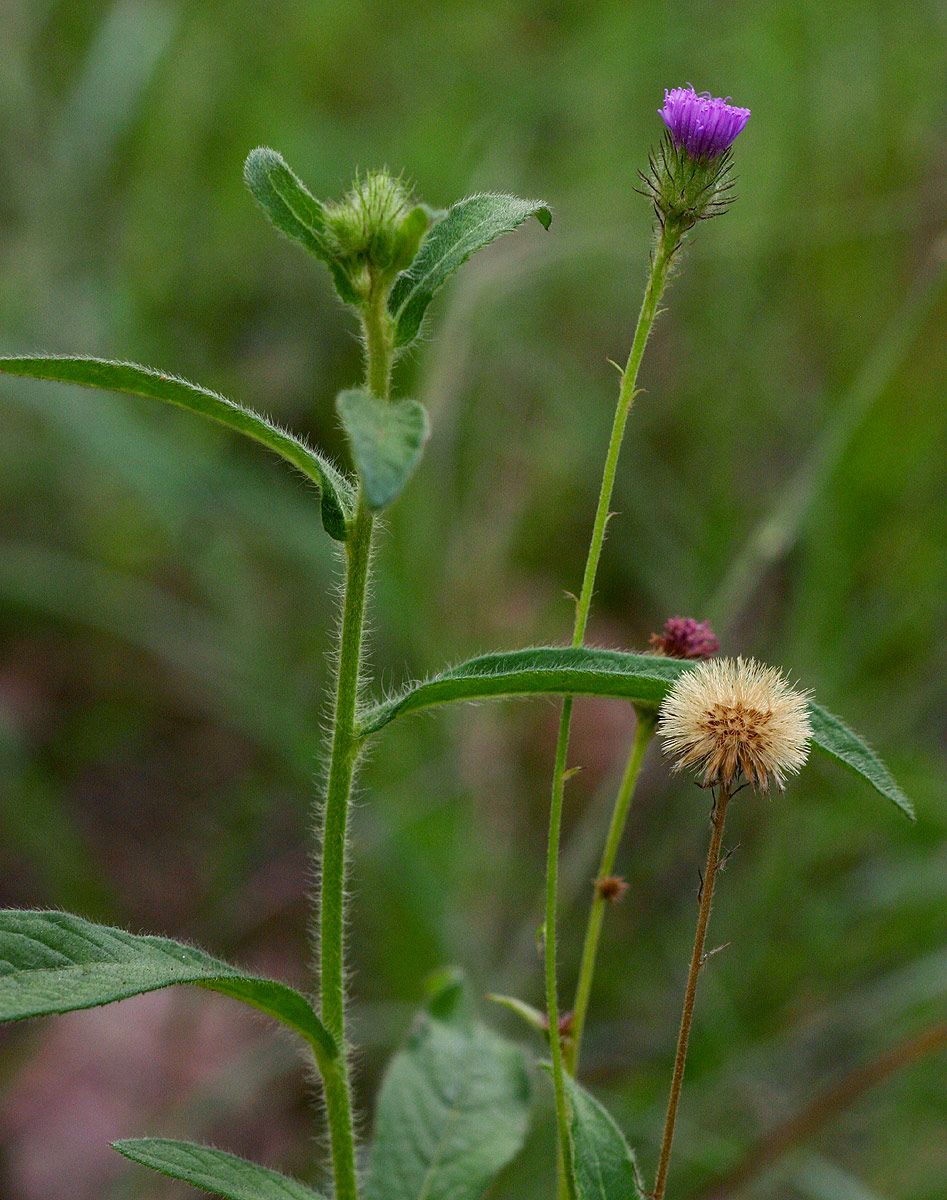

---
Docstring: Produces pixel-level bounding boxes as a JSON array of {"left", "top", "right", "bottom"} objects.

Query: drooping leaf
[
  {"left": 561, "top": 1074, "right": 646, "bottom": 1200},
  {"left": 0, "top": 356, "right": 355, "bottom": 540},
  {"left": 364, "top": 979, "right": 532, "bottom": 1200},
  {"left": 243, "top": 146, "right": 360, "bottom": 306},
  {"left": 113, "top": 1139, "right": 325, "bottom": 1200},
  {"left": 387, "top": 193, "right": 552, "bottom": 349},
  {"left": 0, "top": 911, "right": 336, "bottom": 1064},
  {"left": 356, "top": 647, "right": 913, "bottom": 817},
  {"left": 336, "top": 389, "right": 429, "bottom": 509},
  {"left": 807, "top": 702, "right": 914, "bottom": 819}
]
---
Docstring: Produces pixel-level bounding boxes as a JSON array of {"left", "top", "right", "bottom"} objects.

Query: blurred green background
[{"left": 1, "top": 1, "right": 946, "bottom": 1197}]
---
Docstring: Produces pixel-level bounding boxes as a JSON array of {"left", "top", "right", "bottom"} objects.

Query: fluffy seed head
[{"left": 658, "top": 657, "right": 811, "bottom": 792}]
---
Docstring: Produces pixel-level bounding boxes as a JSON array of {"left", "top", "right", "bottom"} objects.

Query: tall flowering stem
[
  {"left": 652, "top": 785, "right": 732, "bottom": 1200},
  {"left": 547, "top": 85, "right": 750, "bottom": 1195},
  {"left": 318, "top": 286, "right": 392, "bottom": 1200},
  {"left": 546, "top": 218, "right": 682, "bottom": 1200}
]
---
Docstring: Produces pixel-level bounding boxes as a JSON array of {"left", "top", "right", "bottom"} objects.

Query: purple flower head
[
  {"left": 650, "top": 617, "right": 719, "bottom": 661},
  {"left": 659, "top": 86, "right": 750, "bottom": 160}
]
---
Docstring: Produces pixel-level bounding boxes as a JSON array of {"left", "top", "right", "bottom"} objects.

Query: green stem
[
  {"left": 546, "top": 695, "right": 578, "bottom": 1200},
  {"left": 318, "top": 281, "right": 391, "bottom": 1200},
  {"left": 653, "top": 786, "right": 731, "bottom": 1200},
  {"left": 546, "top": 222, "right": 680, "bottom": 1200},
  {"left": 571, "top": 223, "right": 678, "bottom": 646},
  {"left": 320, "top": 498, "right": 373, "bottom": 1200},
  {"left": 565, "top": 710, "right": 655, "bottom": 1073}
]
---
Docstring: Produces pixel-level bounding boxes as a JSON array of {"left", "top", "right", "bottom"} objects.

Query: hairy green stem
[
  {"left": 318, "top": 283, "right": 391, "bottom": 1200},
  {"left": 565, "top": 709, "right": 656, "bottom": 1073},
  {"left": 547, "top": 223, "right": 680, "bottom": 1200},
  {"left": 547, "top": 696, "right": 579, "bottom": 1200},
  {"left": 653, "top": 786, "right": 731, "bottom": 1200}
]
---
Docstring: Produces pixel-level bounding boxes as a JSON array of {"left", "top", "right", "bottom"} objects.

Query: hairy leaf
[
  {"left": 357, "top": 647, "right": 913, "bottom": 817},
  {"left": 114, "top": 1139, "right": 325, "bottom": 1200},
  {"left": 0, "top": 356, "right": 354, "bottom": 540},
  {"left": 0, "top": 911, "right": 336, "bottom": 1063},
  {"left": 806, "top": 703, "right": 914, "bottom": 819},
  {"left": 336, "top": 389, "right": 429, "bottom": 508},
  {"left": 387, "top": 193, "right": 551, "bottom": 348},
  {"left": 244, "top": 146, "right": 360, "bottom": 306},
  {"left": 562, "top": 1074, "right": 646, "bottom": 1200},
  {"left": 364, "top": 982, "right": 531, "bottom": 1200},
  {"left": 358, "top": 648, "right": 685, "bottom": 735}
]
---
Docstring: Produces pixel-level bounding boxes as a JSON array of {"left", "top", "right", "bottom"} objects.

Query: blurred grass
[{"left": 1, "top": 0, "right": 946, "bottom": 1197}]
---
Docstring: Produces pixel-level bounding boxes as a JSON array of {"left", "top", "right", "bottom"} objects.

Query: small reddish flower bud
[{"left": 650, "top": 617, "right": 719, "bottom": 661}]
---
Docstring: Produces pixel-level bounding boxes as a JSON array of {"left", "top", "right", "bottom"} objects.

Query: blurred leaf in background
[{"left": 1, "top": 1, "right": 946, "bottom": 1197}]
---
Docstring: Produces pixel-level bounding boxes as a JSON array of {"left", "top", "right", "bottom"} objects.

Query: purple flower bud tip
[
  {"left": 659, "top": 85, "right": 750, "bottom": 159},
  {"left": 650, "top": 617, "right": 720, "bottom": 661}
]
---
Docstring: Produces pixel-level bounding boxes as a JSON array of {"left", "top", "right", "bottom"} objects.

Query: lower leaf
[
  {"left": 364, "top": 976, "right": 532, "bottom": 1200},
  {"left": 0, "top": 910, "right": 335, "bottom": 1064},
  {"left": 114, "top": 1138, "right": 325, "bottom": 1200},
  {"left": 562, "top": 1074, "right": 646, "bottom": 1200}
]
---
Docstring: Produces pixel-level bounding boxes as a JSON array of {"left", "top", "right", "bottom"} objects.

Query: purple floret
[
  {"left": 659, "top": 86, "right": 750, "bottom": 159},
  {"left": 650, "top": 617, "right": 719, "bottom": 661}
]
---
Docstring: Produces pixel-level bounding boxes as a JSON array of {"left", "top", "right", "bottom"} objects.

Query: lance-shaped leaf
[
  {"left": 805, "top": 704, "right": 913, "bottom": 819},
  {"left": 364, "top": 977, "right": 532, "bottom": 1200},
  {"left": 561, "top": 1073, "right": 646, "bottom": 1200},
  {"left": 356, "top": 647, "right": 914, "bottom": 818},
  {"left": 0, "top": 910, "right": 336, "bottom": 1064},
  {"left": 244, "top": 146, "right": 328, "bottom": 257},
  {"left": 336, "top": 389, "right": 429, "bottom": 509},
  {"left": 387, "top": 193, "right": 552, "bottom": 349},
  {"left": 0, "top": 356, "right": 355, "bottom": 540},
  {"left": 113, "top": 1139, "right": 326, "bottom": 1200},
  {"left": 244, "top": 146, "right": 360, "bottom": 306},
  {"left": 358, "top": 647, "right": 685, "bottom": 735}
]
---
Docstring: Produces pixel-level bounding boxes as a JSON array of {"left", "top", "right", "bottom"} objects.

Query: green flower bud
[{"left": 323, "top": 170, "right": 430, "bottom": 300}]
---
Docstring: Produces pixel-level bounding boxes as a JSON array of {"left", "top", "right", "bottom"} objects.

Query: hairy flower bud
[{"left": 323, "top": 170, "right": 430, "bottom": 299}]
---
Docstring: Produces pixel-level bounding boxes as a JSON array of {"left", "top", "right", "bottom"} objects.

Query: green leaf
[
  {"left": 487, "top": 993, "right": 548, "bottom": 1037},
  {"left": 0, "top": 355, "right": 355, "bottom": 540},
  {"left": 807, "top": 702, "right": 914, "bottom": 820},
  {"left": 562, "top": 1074, "right": 646, "bottom": 1200},
  {"left": 387, "top": 193, "right": 552, "bottom": 349},
  {"left": 113, "top": 1139, "right": 325, "bottom": 1200},
  {"left": 364, "top": 984, "right": 532, "bottom": 1200},
  {"left": 358, "top": 647, "right": 685, "bottom": 736},
  {"left": 244, "top": 146, "right": 328, "bottom": 255},
  {"left": 336, "top": 389, "right": 429, "bottom": 509},
  {"left": 0, "top": 911, "right": 336, "bottom": 1064},
  {"left": 244, "top": 147, "right": 361, "bottom": 306},
  {"left": 357, "top": 647, "right": 913, "bottom": 817}
]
